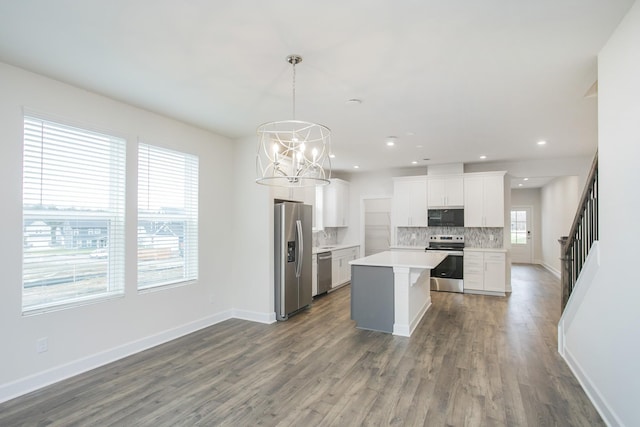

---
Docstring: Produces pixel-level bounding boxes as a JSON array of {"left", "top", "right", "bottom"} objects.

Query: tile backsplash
[
  {"left": 313, "top": 228, "right": 338, "bottom": 247},
  {"left": 396, "top": 227, "right": 504, "bottom": 249},
  {"left": 464, "top": 228, "right": 504, "bottom": 249}
]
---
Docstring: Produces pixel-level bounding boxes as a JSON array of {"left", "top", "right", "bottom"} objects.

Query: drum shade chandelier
[{"left": 256, "top": 55, "right": 331, "bottom": 187}]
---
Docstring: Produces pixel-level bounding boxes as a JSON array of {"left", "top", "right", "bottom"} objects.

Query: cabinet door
[
  {"left": 312, "top": 254, "right": 318, "bottom": 296},
  {"left": 427, "top": 178, "right": 446, "bottom": 207},
  {"left": 331, "top": 254, "right": 341, "bottom": 288},
  {"left": 339, "top": 255, "right": 350, "bottom": 285},
  {"left": 445, "top": 176, "right": 464, "bottom": 206},
  {"left": 428, "top": 176, "right": 463, "bottom": 207},
  {"left": 482, "top": 175, "right": 505, "bottom": 227},
  {"left": 393, "top": 178, "right": 427, "bottom": 226},
  {"left": 409, "top": 179, "right": 428, "bottom": 226},
  {"left": 343, "top": 247, "right": 359, "bottom": 283},
  {"left": 323, "top": 179, "right": 349, "bottom": 227},
  {"left": 483, "top": 253, "right": 506, "bottom": 292},
  {"left": 464, "top": 176, "right": 484, "bottom": 227},
  {"left": 392, "top": 180, "right": 413, "bottom": 226}
]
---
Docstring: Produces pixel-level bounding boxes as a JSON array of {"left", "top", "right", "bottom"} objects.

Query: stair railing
[{"left": 560, "top": 152, "right": 598, "bottom": 312}]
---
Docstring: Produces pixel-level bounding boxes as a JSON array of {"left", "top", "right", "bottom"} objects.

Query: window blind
[
  {"left": 138, "top": 143, "right": 198, "bottom": 289},
  {"left": 22, "top": 116, "right": 126, "bottom": 312}
]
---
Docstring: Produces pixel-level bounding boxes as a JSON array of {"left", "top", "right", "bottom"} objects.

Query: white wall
[
  {"left": 564, "top": 2, "right": 640, "bottom": 425},
  {"left": 231, "top": 136, "right": 276, "bottom": 322},
  {"left": 339, "top": 170, "right": 395, "bottom": 248},
  {"left": 540, "top": 176, "right": 580, "bottom": 275},
  {"left": 0, "top": 62, "right": 235, "bottom": 401},
  {"left": 510, "top": 188, "right": 543, "bottom": 264}
]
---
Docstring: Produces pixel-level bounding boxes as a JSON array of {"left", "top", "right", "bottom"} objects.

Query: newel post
[{"left": 558, "top": 236, "right": 570, "bottom": 312}]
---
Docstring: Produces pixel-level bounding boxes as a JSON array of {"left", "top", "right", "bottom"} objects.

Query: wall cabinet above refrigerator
[{"left": 323, "top": 178, "right": 350, "bottom": 227}]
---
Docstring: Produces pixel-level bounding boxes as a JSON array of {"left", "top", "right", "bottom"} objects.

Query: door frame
[
  {"left": 511, "top": 205, "right": 534, "bottom": 264},
  {"left": 360, "top": 195, "right": 392, "bottom": 257}
]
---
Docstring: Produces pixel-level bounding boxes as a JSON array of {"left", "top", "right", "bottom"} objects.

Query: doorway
[
  {"left": 511, "top": 207, "right": 533, "bottom": 263},
  {"left": 362, "top": 198, "right": 391, "bottom": 256}
]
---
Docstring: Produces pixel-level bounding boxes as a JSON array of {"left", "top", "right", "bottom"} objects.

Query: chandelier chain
[{"left": 292, "top": 59, "right": 296, "bottom": 120}]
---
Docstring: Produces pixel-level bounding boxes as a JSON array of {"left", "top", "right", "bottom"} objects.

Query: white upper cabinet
[
  {"left": 323, "top": 178, "right": 349, "bottom": 227},
  {"left": 463, "top": 172, "right": 505, "bottom": 227},
  {"left": 392, "top": 176, "right": 428, "bottom": 227},
  {"left": 427, "top": 175, "right": 464, "bottom": 207}
]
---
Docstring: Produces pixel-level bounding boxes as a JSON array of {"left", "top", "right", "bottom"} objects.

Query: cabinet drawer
[
  {"left": 464, "top": 266, "right": 483, "bottom": 275},
  {"left": 484, "top": 253, "right": 505, "bottom": 262},
  {"left": 464, "top": 275, "right": 483, "bottom": 290}
]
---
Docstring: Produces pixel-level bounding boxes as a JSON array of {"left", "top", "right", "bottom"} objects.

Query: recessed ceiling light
[
  {"left": 345, "top": 98, "right": 362, "bottom": 105},
  {"left": 416, "top": 145, "right": 423, "bottom": 149},
  {"left": 329, "top": 153, "right": 336, "bottom": 158},
  {"left": 386, "top": 141, "right": 395, "bottom": 147},
  {"left": 537, "top": 140, "right": 547, "bottom": 145},
  {"left": 353, "top": 165, "right": 360, "bottom": 169},
  {"left": 523, "top": 178, "right": 529, "bottom": 181},
  {"left": 411, "top": 161, "right": 418, "bottom": 165},
  {"left": 518, "top": 183, "right": 523, "bottom": 187},
  {"left": 479, "top": 155, "right": 487, "bottom": 160}
]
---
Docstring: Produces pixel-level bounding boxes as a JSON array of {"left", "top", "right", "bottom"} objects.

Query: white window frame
[
  {"left": 22, "top": 115, "right": 126, "bottom": 313},
  {"left": 137, "top": 142, "right": 198, "bottom": 290}
]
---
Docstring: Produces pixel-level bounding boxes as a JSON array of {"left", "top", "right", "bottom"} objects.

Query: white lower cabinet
[
  {"left": 464, "top": 250, "right": 506, "bottom": 295},
  {"left": 312, "top": 253, "right": 318, "bottom": 297},
  {"left": 331, "top": 246, "right": 360, "bottom": 288}
]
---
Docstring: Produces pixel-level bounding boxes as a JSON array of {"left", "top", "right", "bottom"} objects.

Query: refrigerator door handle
[{"left": 296, "top": 219, "right": 303, "bottom": 278}]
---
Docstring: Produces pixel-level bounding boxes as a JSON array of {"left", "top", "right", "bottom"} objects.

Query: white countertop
[
  {"left": 464, "top": 247, "right": 507, "bottom": 253},
  {"left": 313, "top": 244, "right": 359, "bottom": 254},
  {"left": 389, "top": 245, "right": 426, "bottom": 251},
  {"left": 349, "top": 251, "right": 446, "bottom": 269}
]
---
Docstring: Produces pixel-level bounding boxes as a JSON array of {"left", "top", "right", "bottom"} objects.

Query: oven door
[{"left": 429, "top": 252, "right": 464, "bottom": 293}]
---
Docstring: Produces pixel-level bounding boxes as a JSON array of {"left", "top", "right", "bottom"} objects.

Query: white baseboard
[
  {"left": 409, "top": 300, "right": 432, "bottom": 335},
  {"left": 0, "top": 310, "right": 235, "bottom": 404},
  {"left": 542, "top": 263, "right": 561, "bottom": 278},
  {"left": 393, "top": 300, "right": 432, "bottom": 337},
  {"left": 562, "top": 347, "right": 622, "bottom": 427},
  {"left": 232, "top": 309, "right": 276, "bottom": 324},
  {"left": 464, "top": 289, "right": 506, "bottom": 297}
]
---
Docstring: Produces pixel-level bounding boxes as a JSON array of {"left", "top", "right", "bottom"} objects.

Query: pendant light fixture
[{"left": 256, "top": 55, "right": 331, "bottom": 187}]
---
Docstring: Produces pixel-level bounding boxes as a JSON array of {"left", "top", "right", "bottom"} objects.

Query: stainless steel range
[{"left": 425, "top": 235, "right": 464, "bottom": 293}]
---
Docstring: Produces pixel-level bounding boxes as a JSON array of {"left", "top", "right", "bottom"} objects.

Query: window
[
  {"left": 22, "top": 116, "right": 126, "bottom": 312},
  {"left": 511, "top": 209, "right": 527, "bottom": 244},
  {"left": 138, "top": 143, "right": 198, "bottom": 290}
]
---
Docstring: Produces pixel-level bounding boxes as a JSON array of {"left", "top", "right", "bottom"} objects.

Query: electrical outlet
[
  {"left": 36, "top": 337, "right": 48, "bottom": 353},
  {"left": 489, "top": 234, "right": 495, "bottom": 241}
]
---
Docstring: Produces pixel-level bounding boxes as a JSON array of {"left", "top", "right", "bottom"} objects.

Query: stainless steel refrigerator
[{"left": 274, "top": 202, "right": 312, "bottom": 321}]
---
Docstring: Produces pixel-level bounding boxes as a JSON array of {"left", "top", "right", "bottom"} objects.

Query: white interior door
[
  {"left": 363, "top": 198, "right": 391, "bottom": 256},
  {"left": 511, "top": 207, "right": 533, "bottom": 263}
]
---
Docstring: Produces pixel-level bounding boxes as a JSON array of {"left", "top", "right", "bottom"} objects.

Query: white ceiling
[{"left": 0, "top": 1, "right": 633, "bottom": 179}]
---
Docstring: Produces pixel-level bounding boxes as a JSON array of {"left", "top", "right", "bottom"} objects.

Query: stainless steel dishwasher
[{"left": 317, "top": 251, "right": 332, "bottom": 295}]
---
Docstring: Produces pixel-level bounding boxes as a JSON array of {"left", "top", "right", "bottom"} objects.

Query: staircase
[{"left": 559, "top": 153, "right": 598, "bottom": 312}]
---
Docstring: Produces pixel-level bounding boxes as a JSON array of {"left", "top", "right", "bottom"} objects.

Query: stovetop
[{"left": 426, "top": 235, "right": 464, "bottom": 251}]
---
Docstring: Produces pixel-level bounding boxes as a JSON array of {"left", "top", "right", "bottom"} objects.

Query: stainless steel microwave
[{"left": 427, "top": 208, "right": 464, "bottom": 227}]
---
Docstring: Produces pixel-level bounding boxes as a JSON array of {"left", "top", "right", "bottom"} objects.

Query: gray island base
[{"left": 349, "top": 251, "right": 446, "bottom": 337}]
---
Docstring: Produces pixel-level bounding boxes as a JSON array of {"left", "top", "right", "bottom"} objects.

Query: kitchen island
[{"left": 349, "top": 251, "right": 446, "bottom": 337}]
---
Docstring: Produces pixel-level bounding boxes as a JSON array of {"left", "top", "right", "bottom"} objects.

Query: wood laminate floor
[{"left": 0, "top": 265, "right": 603, "bottom": 426}]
